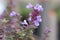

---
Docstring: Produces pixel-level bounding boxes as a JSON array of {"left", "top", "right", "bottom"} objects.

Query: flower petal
[
  {"left": 37, "top": 15, "right": 42, "bottom": 22},
  {"left": 10, "top": 11, "right": 16, "bottom": 17},
  {"left": 33, "top": 20, "right": 39, "bottom": 26},
  {"left": 28, "top": 17, "right": 31, "bottom": 21},
  {"left": 26, "top": 3, "right": 33, "bottom": 9},
  {"left": 34, "top": 4, "right": 43, "bottom": 11}
]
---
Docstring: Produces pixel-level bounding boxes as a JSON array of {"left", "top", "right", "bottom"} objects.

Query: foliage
[{"left": 55, "top": 7, "right": 60, "bottom": 21}]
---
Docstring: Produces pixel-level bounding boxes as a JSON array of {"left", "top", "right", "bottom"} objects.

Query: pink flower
[{"left": 28, "top": 15, "right": 42, "bottom": 26}]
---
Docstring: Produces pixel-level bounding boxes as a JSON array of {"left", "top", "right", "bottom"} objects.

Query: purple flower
[
  {"left": 26, "top": 3, "right": 43, "bottom": 26},
  {"left": 33, "top": 16, "right": 42, "bottom": 26},
  {"left": 28, "top": 11, "right": 42, "bottom": 26},
  {"left": 33, "top": 20, "right": 39, "bottom": 26},
  {"left": 26, "top": 3, "right": 33, "bottom": 9},
  {"left": 10, "top": 11, "right": 16, "bottom": 16},
  {"left": 10, "top": 11, "right": 19, "bottom": 17},
  {"left": 28, "top": 17, "right": 31, "bottom": 21},
  {"left": 26, "top": 3, "right": 43, "bottom": 11},
  {"left": 37, "top": 15, "right": 42, "bottom": 22},
  {"left": 34, "top": 4, "right": 43, "bottom": 11}
]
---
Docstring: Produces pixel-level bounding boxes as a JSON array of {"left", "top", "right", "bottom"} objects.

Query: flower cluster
[
  {"left": 0, "top": 3, "right": 44, "bottom": 40},
  {"left": 26, "top": 3, "right": 43, "bottom": 11},
  {"left": 26, "top": 3, "right": 43, "bottom": 26}
]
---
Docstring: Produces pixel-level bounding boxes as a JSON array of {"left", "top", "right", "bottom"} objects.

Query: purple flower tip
[
  {"left": 34, "top": 4, "right": 43, "bottom": 11},
  {"left": 10, "top": 11, "right": 19, "bottom": 17},
  {"left": 10, "top": 11, "right": 16, "bottom": 16},
  {"left": 26, "top": 3, "right": 33, "bottom": 9}
]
